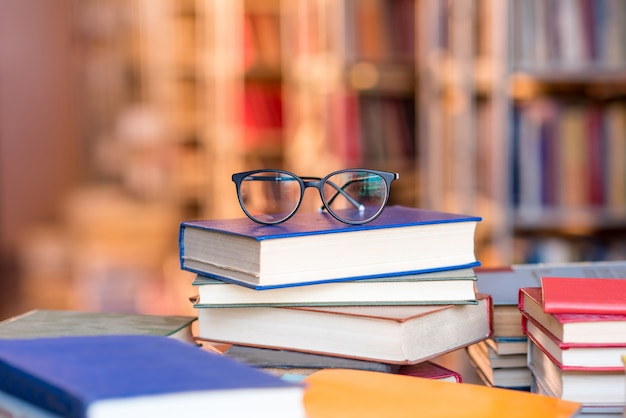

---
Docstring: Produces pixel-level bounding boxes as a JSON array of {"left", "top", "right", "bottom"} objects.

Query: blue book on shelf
[
  {"left": 0, "top": 335, "right": 305, "bottom": 418},
  {"left": 179, "top": 205, "right": 482, "bottom": 289}
]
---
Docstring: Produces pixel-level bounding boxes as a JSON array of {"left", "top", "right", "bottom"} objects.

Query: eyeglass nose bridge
[
  {"left": 300, "top": 177, "right": 365, "bottom": 213},
  {"left": 299, "top": 178, "right": 327, "bottom": 209}
]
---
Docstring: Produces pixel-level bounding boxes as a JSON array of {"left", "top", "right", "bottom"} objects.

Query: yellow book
[{"left": 303, "top": 369, "right": 581, "bottom": 418}]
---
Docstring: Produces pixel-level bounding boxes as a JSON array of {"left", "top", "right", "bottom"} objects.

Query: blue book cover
[
  {"left": 180, "top": 205, "right": 481, "bottom": 240},
  {"left": 0, "top": 335, "right": 304, "bottom": 418},
  {"left": 179, "top": 205, "right": 482, "bottom": 289}
]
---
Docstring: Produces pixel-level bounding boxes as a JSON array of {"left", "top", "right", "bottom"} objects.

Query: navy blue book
[
  {"left": 0, "top": 335, "right": 305, "bottom": 418},
  {"left": 179, "top": 205, "right": 481, "bottom": 289}
]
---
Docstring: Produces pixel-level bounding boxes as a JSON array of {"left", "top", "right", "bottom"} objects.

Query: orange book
[{"left": 303, "top": 369, "right": 581, "bottom": 418}]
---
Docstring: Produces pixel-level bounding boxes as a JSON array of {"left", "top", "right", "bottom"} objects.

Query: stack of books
[
  {"left": 470, "top": 260, "right": 626, "bottom": 392},
  {"left": 0, "top": 335, "right": 307, "bottom": 418},
  {"left": 179, "top": 205, "right": 491, "bottom": 380},
  {"left": 470, "top": 267, "right": 533, "bottom": 390},
  {"left": 519, "top": 277, "right": 626, "bottom": 417}
]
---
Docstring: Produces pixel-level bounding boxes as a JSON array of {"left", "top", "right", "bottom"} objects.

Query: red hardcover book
[
  {"left": 524, "top": 315, "right": 626, "bottom": 370},
  {"left": 541, "top": 277, "right": 626, "bottom": 315},
  {"left": 518, "top": 287, "right": 626, "bottom": 344},
  {"left": 397, "top": 361, "right": 462, "bottom": 383}
]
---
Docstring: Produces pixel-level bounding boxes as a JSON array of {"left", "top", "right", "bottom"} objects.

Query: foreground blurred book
[
  {"left": 301, "top": 368, "right": 580, "bottom": 418},
  {"left": 0, "top": 309, "right": 196, "bottom": 343},
  {"left": 0, "top": 335, "right": 305, "bottom": 418}
]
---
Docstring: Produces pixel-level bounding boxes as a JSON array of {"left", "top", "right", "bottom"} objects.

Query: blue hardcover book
[
  {"left": 179, "top": 205, "right": 481, "bottom": 289},
  {"left": 0, "top": 335, "right": 305, "bottom": 418}
]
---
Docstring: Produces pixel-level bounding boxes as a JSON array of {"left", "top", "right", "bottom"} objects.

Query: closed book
[
  {"left": 525, "top": 317, "right": 626, "bottom": 370},
  {"left": 0, "top": 335, "right": 305, "bottom": 418},
  {"left": 397, "top": 361, "right": 463, "bottom": 383},
  {"left": 541, "top": 277, "right": 626, "bottom": 315},
  {"left": 485, "top": 336, "right": 528, "bottom": 356},
  {"left": 179, "top": 205, "right": 481, "bottom": 289},
  {"left": 519, "top": 287, "right": 626, "bottom": 344},
  {"left": 192, "top": 267, "right": 478, "bottom": 307},
  {"left": 0, "top": 309, "right": 196, "bottom": 343},
  {"left": 528, "top": 339, "right": 624, "bottom": 407},
  {"left": 302, "top": 368, "right": 580, "bottom": 418},
  {"left": 196, "top": 294, "right": 493, "bottom": 364},
  {"left": 224, "top": 344, "right": 398, "bottom": 374}
]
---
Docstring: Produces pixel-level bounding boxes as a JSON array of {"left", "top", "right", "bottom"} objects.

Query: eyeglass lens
[
  {"left": 322, "top": 171, "right": 388, "bottom": 223},
  {"left": 238, "top": 172, "right": 302, "bottom": 224},
  {"left": 238, "top": 170, "right": 389, "bottom": 224}
]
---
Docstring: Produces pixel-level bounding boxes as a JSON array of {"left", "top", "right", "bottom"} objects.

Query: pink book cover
[
  {"left": 397, "top": 361, "right": 462, "bottom": 383},
  {"left": 541, "top": 277, "right": 626, "bottom": 315}
]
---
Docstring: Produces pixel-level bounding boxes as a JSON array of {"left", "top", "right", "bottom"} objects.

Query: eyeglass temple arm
[{"left": 320, "top": 179, "right": 365, "bottom": 213}]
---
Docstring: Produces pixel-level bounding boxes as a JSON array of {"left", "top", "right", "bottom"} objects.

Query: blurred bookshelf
[
  {"left": 7, "top": 0, "right": 422, "bottom": 316},
  {"left": 418, "top": 0, "right": 626, "bottom": 266},
  {"left": 6, "top": 0, "right": 626, "bottom": 318}
]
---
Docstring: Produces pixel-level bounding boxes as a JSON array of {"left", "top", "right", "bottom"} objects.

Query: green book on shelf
[{"left": 0, "top": 309, "right": 197, "bottom": 343}]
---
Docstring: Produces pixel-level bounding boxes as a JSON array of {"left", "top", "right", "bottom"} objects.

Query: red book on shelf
[{"left": 541, "top": 277, "right": 626, "bottom": 315}]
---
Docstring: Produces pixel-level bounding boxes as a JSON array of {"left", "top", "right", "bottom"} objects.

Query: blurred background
[{"left": 2, "top": 0, "right": 626, "bottom": 320}]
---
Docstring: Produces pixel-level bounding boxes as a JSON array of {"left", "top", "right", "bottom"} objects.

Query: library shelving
[
  {"left": 281, "top": 0, "right": 419, "bottom": 211},
  {"left": 14, "top": 0, "right": 423, "bottom": 314},
  {"left": 418, "top": 0, "right": 626, "bottom": 265}
]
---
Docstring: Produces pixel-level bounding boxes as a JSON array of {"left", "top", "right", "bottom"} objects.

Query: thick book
[
  {"left": 0, "top": 309, "right": 196, "bottom": 343},
  {"left": 302, "top": 368, "right": 580, "bottom": 418},
  {"left": 397, "top": 361, "right": 463, "bottom": 383},
  {"left": 519, "top": 287, "right": 626, "bottom": 344},
  {"left": 0, "top": 335, "right": 305, "bottom": 418},
  {"left": 191, "top": 267, "right": 478, "bottom": 307},
  {"left": 196, "top": 294, "right": 493, "bottom": 364},
  {"left": 541, "top": 277, "right": 626, "bottom": 315},
  {"left": 526, "top": 317, "right": 626, "bottom": 370},
  {"left": 179, "top": 205, "right": 481, "bottom": 289},
  {"left": 528, "top": 339, "right": 624, "bottom": 407}
]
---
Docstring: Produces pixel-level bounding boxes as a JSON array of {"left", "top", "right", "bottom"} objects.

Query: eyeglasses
[{"left": 232, "top": 168, "right": 399, "bottom": 225}]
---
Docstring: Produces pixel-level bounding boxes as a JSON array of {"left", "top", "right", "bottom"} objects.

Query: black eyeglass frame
[{"left": 231, "top": 168, "right": 399, "bottom": 225}]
